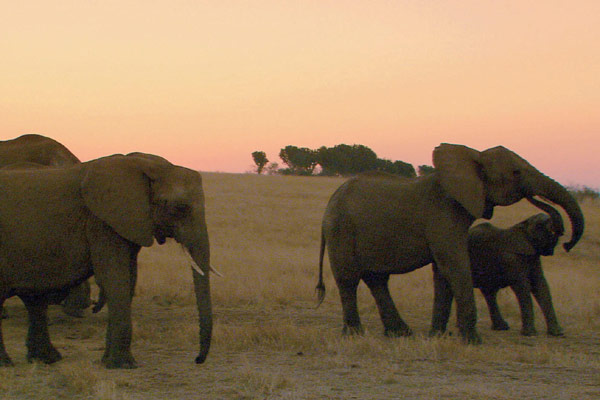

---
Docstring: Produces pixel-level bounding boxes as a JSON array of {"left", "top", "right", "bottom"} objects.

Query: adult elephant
[
  {"left": 316, "top": 143, "right": 584, "bottom": 343},
  {"left": 0, "top": 134, "right": 91, "bottom": 318},
  {"left": 0, "top": 153, "right": 213, "bottom": 368},
  {"left": 0, "top": 134, "right": 80, "bottom": 167}
]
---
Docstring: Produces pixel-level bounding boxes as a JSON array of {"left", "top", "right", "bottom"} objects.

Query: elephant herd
[{"left": 0, "top": 135, "right": 585, "bottom": 369}]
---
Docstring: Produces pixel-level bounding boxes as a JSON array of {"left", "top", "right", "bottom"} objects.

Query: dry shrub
[{"left": 235, "top": 357, "right": 296, "bottom": 399}]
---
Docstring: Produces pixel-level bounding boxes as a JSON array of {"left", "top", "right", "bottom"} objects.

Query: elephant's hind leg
[
  {"left": 20, "top": 296, "right": 62, "bottom": 364},
  {"left": 362, "top": 273, "right": 411, "bottom": 337},
  {"left": 337, "top": 278, "right": 363, "bottom": 336}
]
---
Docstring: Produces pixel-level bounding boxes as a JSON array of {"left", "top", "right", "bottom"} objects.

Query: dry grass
[{"left": 1, "top": 172, "right": 599, "bottom": 399}]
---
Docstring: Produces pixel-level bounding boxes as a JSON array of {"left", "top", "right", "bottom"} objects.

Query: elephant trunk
[
  {"left": 188, "top": 240, "right": 212, "bottom": 364},
  {"left": 526, "top": 173, "right": 584, "bottom": 252},
  {"left": 527, "top": 197, "right": 565, "bottom": 236}
]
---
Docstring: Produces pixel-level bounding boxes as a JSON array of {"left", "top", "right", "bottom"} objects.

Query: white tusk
[
  {"left": 210, "top": 265, "right": 224, "bottom": 277},
  {"left": 181, "top": 246, "right": 205, "bottom": 276},
  {"left": 190, "top": 260, "right": 205, "bottom": 276}
]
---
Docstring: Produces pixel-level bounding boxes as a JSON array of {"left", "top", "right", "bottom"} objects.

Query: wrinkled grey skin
[
  {"left": 0, "top": 134, "right": 91, "bottom": 319},
  {"left": 0, "top": 153, "right": 212, "bottom": 368},
  {"left": 316, "top": 144, "right": 584, "bottom": 343},
  {"left": 469, "top": 199, "right": 566, "bottom": 336}
]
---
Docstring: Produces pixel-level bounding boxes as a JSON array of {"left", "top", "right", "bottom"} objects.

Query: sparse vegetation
[
  {"left": 251, "top": 151, "right": 269, "bottom": 175},
  {"left": 569, "top": 185, "right": 600, "bottom": 201},
  {"left": 2, "top": 172, "right": 599, "bottom": 399},
  {"left": 255, "top": 144, "right": 419, "bottom": 177}
]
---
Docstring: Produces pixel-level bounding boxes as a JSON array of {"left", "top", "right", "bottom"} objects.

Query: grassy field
[{"left": 1, "top": 172, "right": 599, "bottom": 399}]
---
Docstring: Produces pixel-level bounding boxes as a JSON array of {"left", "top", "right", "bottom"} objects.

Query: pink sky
[{"left": 2, "top": 1, "right": 599, "bottom": 187}]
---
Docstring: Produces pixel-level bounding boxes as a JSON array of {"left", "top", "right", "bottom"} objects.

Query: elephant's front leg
[
  {"left": 432, "top": 247, "right": 480, "bottom": 344},
  {"left": 529, "top": 267, "right": 563, "bottom": 336},
  {"left": 20, "top": 296, "right": 62, "bottom": 364},
  {"left": 91, "top": 240, "right": 139, "bottom": 369}
]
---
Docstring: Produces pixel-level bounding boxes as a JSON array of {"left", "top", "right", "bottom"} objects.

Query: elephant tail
[{"left": 315, "top": 230, "right": 326, "bottom": 308}]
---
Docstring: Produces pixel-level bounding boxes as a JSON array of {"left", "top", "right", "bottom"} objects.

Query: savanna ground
[{"left": 1, "top": 173, "right": 599, "bottom": 399}]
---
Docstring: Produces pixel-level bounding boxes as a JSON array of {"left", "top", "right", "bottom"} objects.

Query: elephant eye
[{"left": 168, "top": 203, "right": 191, "bottom": 218}]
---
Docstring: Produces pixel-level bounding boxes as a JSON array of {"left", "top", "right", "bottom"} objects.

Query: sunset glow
[{"left": 2, "top": 1, "right": 599, "bottom": 187}]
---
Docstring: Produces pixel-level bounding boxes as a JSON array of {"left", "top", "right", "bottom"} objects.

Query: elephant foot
[
  {"left": 342, "top": 324, "right": 364, "bottom": 336},
  {"left": 0, "top": 352, "right": 14, "bottom": 367},
  {"left": 520, "top": 327, "right": 537, "bottom": 336},
  {"left": 384, "top": 326, "right": 412, "bottom": 338},
  {"left": 27, "top": 345, "right": 62, "bottom": 364},
  {"left": 102, "top": 352, "right": 138, "bottom": 369},
  {"left": 460, "top": 329, "right": 482, "bottom": 344},
  {"left": 491, "top": 321, "right": 510, "bottom": 331},
  {"left": 61, "top": 305, "right": 86, "bottom": 318},
  {"left": 427, "top": 328, "right": 447, "bottom": 338},
  {"left": 547, "top": 326, "right": 565, "bottom": 337}
]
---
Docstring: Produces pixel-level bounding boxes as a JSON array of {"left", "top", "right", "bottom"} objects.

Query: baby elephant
[{"left": 468, "top": 203, "right": 565, "bottom": 337}]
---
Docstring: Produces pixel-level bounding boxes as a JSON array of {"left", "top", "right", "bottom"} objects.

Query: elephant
[
  {"left": 315, "top": 143, "right": 584, "bottom": 343},
  {"left": 0, "top": 153, "right": 213, "bottom": 368},
  {"left": 469, "top": 197, "right": 566, "bottom": 336},
  {"left": 0, "top": 134, "right": 80, "bottom": 167},
  {"left": 0, "top": 134, "right": 92, "bottom": 319}
]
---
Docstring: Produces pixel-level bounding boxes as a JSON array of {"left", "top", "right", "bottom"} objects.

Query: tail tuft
[{"left": 315, "top": 283, "right": 326, "bottom": 309}]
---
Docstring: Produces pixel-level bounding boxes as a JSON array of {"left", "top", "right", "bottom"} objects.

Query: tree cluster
[{"left": 252, "top": 144, "right": 434, "bottom": 178}]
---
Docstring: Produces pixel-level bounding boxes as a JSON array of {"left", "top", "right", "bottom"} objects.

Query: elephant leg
[
  {"left": 0, "top": 299, "right": 13, "bottom": 366},
  {"left": 61, "top": 280, "right": 92, "bottom": 318},
  {"left": 337, "top": 278, "right": 363, "bottom": 336},
  {"left": 431, "top": 250, "right": 480, "bottom": 344},
  {"left": 362, "top": 273, "right": 411, "bottom": 337},
  {"left": 529, "top": 267, "right": 563, "bottom": 336},
  {"left": 20, "top": 296, "right": 62, "bottom": 364},
  {"left": 90, "top": 233, "right": 139, "bottom": 369},
  {"left": 430, "top": 263, "right": 453, "bottom": 336},
  {"left": 481, "top": 287, "right": 509, "bottom": 331},
  {"left": 510, "top": 280, "right": 536, "bottom": 336}
]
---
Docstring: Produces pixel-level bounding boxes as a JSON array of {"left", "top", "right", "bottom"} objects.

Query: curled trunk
[
  {"left": 526, "top": 174, "right": 584, "bottom": 252},
  {"left": 527, "top": 197, "right": 564, "bottom": 235}
]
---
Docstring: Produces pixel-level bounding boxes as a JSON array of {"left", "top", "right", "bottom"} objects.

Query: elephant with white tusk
[
  {"left": 469, "top": 197, "right": 567, "bottom": 336},
  {"left": 316, "top": 143, "right": 584, "bottom": 343},
  {"left": 0, "top": 153, "right": 213, "bottom": 368}
]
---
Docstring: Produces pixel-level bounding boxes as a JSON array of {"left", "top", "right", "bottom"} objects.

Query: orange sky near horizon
[{"left": 2, "top": 1, "right": 599, "bottom": 187}]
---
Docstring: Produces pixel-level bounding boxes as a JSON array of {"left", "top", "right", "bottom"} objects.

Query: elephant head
[
  {"left": 433, "top": 144, "right": 584, "bottom": 252},
  {"left": 81, "top": 154, "right": 213, "bottom": 364}
]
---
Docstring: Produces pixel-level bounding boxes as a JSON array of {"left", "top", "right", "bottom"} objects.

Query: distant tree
[
  {"left": 279, "top": 145, "right": 317, "bottom": 175},
  {"left": 251, "top": 151, "right": 269, "bottom": 174},
  {"left": 376, "top": 159, "right": 416, "bottom": 178},
  {"left": 316, "top": 144, "right": 378, "bottom": 176},
  {"left": 418, "top": 165, "right": 435, "bottom": 176}
]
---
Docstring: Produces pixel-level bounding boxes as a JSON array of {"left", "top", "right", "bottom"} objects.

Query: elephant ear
[
  {"left": 433, "top": 143, "right": 485, "bottom": 218},
  {"left": 81, "top": 155, "right": 155, "bottom": 247}
]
